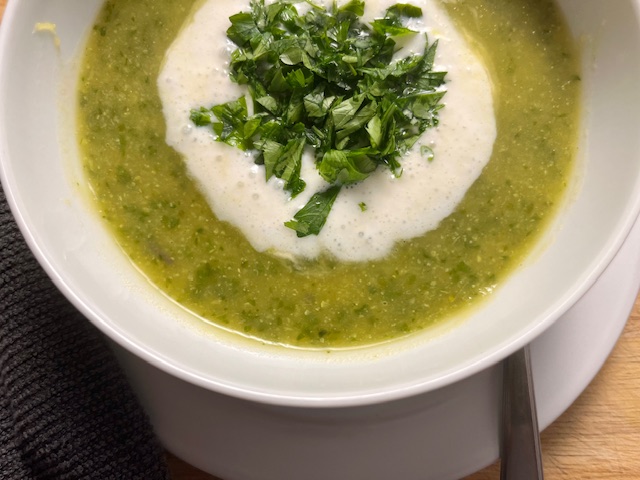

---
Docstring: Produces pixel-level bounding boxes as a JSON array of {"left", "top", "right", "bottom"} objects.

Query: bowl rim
[{"left": 2, "top": 0, "right": 640, "bottom": 408}]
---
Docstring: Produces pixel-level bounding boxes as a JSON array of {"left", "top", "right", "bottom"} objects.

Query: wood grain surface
[{"left": 2, "top": 1, "right": 639, "bottom": 478}]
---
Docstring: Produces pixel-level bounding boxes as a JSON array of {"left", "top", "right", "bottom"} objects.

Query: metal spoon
[{"left": 500, "top": 344, "right": 544, "bottom": 480}]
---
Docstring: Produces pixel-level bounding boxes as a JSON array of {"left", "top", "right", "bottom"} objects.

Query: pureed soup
[{"left": 77, "top": 0, "right": 581, "bottom": 349}]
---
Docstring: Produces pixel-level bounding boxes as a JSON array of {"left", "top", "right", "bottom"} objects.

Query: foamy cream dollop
[{"left": 158, "top": 0, "right": 496, "bottom": 262}]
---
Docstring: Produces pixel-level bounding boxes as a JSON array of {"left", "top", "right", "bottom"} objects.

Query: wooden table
[{"left": 2, "top": 1, "right": 640, "bottom": 478}]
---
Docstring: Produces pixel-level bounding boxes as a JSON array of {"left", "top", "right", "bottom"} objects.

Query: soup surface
[{"left": 77, "top": 0, "right": 581, "bottom": 348}]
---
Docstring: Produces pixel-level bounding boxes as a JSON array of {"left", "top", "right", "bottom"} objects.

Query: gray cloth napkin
[{"left": 0, "top": 185, "right": 170, "bottom": 479}]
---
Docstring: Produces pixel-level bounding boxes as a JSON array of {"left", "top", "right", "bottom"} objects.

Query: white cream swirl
[{"left": 158, "top": 0, "right": 496, "bottom": 262}]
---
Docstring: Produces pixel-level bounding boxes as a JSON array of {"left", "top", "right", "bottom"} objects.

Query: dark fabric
[{"left": 0, "top": 185, "right": 170, "bottom": 479}]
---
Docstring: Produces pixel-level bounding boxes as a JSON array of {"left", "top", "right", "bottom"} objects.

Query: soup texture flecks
[
  {"left": 77, "top": 0, "right": 581, "bottom": 348},
  {"left": 158, "top": 0, "right": 496, "bottom": 262}
]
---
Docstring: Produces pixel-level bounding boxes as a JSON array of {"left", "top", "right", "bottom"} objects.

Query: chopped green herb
[
  {"left": 420, "top": 144, "right": 435, "bottom": 162},
  {"left": 359, "top": 202, "right": 368, "bottom": 211},
  {"left": 191, "top": 0, "right": 447, "bottom": 236},
  {"left": 284, "top": 185, "right": 341, "bottom": 237}
]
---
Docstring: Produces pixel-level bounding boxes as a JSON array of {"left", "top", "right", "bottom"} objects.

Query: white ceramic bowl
[{"left": 1, "top": 0, "right": 640, "bottom": 408}]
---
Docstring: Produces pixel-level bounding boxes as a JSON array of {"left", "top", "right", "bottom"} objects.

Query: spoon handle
[{"left": 500, "top": 345, "right": 544, "bottom": 480}]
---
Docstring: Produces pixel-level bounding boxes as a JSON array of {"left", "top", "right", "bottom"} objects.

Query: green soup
[{"left": 77, "top": 0, "right": 581, "bottom": 348}]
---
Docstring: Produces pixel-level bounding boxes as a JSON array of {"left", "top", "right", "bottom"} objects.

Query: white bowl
[{"left": 1, "top": 0, "right": 640, "bottom": 408}]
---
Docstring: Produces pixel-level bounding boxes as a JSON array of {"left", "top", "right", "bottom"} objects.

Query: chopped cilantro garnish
[
  {"left": 420, "top": 144, "right": 435, "bottom": 162},
  {"left": 284, "top": 185, "right": 341, "bottom": 237},
  {"left": 191, "top": 0, "right": 447, "bottom": 237}
]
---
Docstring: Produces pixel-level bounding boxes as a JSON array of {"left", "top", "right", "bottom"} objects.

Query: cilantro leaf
[
  {"left": 338, "top": 0, "right": 366, "bottom": 16},
  {"left": 260, "top": 137, "right": 307, "bottom": 196},
  {"left": 318, "top": 149, "right": 377, "bottom": 184},
  {"left": 227, "top": 12, "right": 260, "bottom": 47},
  {"left": 285, "top": 185, "right": 341, "bottom": 237}
]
